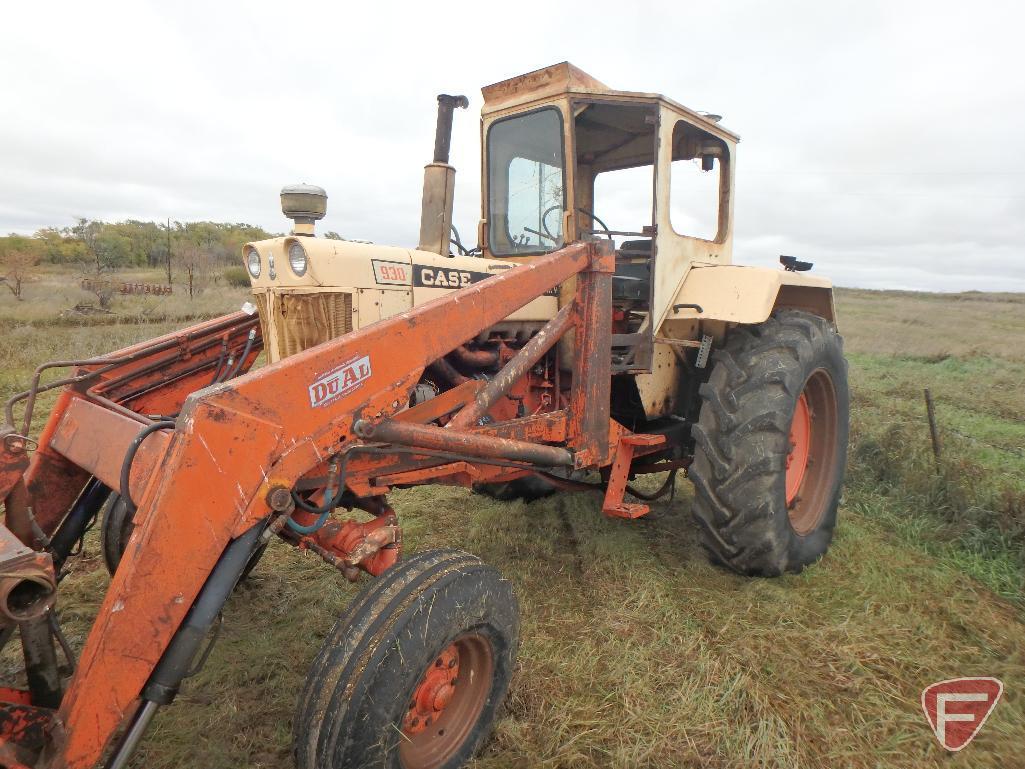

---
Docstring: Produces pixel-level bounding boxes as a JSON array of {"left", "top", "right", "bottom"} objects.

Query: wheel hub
[
  {"left": 404, "top": 645, "right": 460, "bottom": 735},
  {"left": 399, "top": 633, "right": 494, "bottom": 769}
]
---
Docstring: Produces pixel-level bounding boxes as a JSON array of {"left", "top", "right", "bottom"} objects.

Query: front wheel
[
  {"left": 689, "top": 310, "right": 849, "bottom": 576},
  {"left": 294, "top": 549, "right": 519, "bottom": 769}
]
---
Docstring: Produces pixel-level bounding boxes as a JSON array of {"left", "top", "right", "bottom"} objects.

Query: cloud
[{"left": 1, "top": 0, "right": 1022, "bottom": 291}]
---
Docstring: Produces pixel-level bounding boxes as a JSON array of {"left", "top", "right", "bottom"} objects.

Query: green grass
[
  {"left": 832, "top": 288, "right": 1025, "bottom": 605},
  {"left": 842, "top": 350, "right": 1025, "bottom": 603},
  {"left": 1, "top": 280, "right": 1023, "bottom": 767}
]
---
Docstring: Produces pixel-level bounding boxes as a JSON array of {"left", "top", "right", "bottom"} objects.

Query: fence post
[{"left": 924, "top": 388, "right": 942, "bottom": 472}]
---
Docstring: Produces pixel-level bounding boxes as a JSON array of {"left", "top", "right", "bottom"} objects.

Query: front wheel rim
[
  {"left": 399, "top": 633, "right": 494, "bottom": 769},
  {"left": 785, "top": 369, "right": 839, "bottom": 535}
]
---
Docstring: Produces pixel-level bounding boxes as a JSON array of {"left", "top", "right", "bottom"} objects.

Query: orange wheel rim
[
  {"left": 785, "top": 392, "right": 812, "bottom": 506},
  {"left": 785, "top": 369, "right": 839, "bottom": 535},
  {"left": 399, "top": 633, "right": 494, "bottom": 769}
]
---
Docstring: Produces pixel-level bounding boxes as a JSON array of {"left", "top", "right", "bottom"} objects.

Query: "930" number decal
[{"left": 372, "top": 260, "right": 410, "bottom": 285}]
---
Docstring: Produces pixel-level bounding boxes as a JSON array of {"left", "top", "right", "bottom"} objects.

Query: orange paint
[{"left": 786, "top": 392, "right": 812, "bottom": 505}]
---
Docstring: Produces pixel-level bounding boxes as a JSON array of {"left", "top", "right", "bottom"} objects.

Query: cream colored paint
[
  {"left": 245, "top": 231, "right": 558, "bottom": 352},
  {"left": 666, "top": 264, "right": 833, "bottom": 326},
  {"left": 633, "top": 343, "right": 682, "bottom": 419},
  {"left": 246, "top": 62, "right": 836, "bottom": 421}
]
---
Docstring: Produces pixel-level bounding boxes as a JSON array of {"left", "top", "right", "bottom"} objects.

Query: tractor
[{"left": 0, "top": 63, "right": 848, "bottom": 768}]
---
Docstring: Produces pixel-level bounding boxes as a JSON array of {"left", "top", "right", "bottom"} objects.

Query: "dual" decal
[{"left": 309, "top": 355, "right": 372, "bottom": 408}]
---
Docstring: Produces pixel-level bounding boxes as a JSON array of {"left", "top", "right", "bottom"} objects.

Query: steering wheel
[{"left": 541, "top": 206, "right": 613, "bottom": 241}]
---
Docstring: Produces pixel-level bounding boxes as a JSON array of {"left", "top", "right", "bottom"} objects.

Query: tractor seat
[
  {"left": 613, "top": 260, "right": 650, "bottom": 301},
  {"left": 618, "top": 239, "right": 653, "bottom": 258}
]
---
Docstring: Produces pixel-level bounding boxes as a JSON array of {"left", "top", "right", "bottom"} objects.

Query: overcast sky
[{"left": 2, "top": 0, "right": 1023, "bottom": 291}]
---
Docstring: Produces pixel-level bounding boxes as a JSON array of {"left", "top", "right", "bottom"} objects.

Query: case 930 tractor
[{"left": 0, "top": 63, "right": 848, "bottom": 769}]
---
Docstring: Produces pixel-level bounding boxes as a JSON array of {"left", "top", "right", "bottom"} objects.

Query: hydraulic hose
[
  {"left": 626, "top": 469, "right": 678, "bottom": 501},
  {"left": 224, "top": 329, "right": 257, "bottom": 380},
  {"left": 120, "top": 420, "right": 175, "bottom": 516},
  {"left": 287, "top": 452, "right": 355, "bottom": 532},
  {"left": 285, "top": 507, "right": 334, "bottom": 534},
  {"left": 208, "top": 340, "right": 228, "bottom": 385}
]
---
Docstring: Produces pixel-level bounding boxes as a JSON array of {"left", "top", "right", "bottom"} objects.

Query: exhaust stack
[{"left": 418, "top": 94, "right": 468, "bottom": 255}]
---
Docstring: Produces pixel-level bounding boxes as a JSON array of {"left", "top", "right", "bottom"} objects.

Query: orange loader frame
[{"left": 0, "top": 240, "right": 671, "bottom": 768}]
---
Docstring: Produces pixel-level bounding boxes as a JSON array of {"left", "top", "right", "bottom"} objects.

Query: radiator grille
[
  {"left": 275, "top": 292, "right": 353, "bottom": 358},
  {"left": 252, "top": 293, "right": 272, "bottom": 356}
]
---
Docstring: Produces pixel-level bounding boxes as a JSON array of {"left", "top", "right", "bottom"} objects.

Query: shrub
[{"left": 223, "top": 266, "right": 250, "bottom": 288}]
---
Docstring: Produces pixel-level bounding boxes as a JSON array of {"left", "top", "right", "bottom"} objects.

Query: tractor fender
[{"left": 664, "top": 264, "right": 835, "bottom": 327}]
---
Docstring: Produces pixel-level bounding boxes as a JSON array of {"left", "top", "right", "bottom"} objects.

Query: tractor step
[{"left": 602, "top": 433, "right": 666, "bottom": 519}]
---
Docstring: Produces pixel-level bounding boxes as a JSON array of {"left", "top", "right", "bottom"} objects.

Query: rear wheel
[
  {"left": 294, "top": 549, "right": 518, "bottom": 769},
  {"left": 689, "top": 310, "right": 849, "bottom": 576}
]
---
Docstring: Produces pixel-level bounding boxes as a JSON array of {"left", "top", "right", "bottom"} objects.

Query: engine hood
[{"left": 243, "top": 236, "right": 521, "bottom": 293}]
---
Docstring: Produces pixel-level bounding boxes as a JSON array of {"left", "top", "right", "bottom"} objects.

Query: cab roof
[{"left": 481, "top": 62, "right": 739, "bottom": 142}]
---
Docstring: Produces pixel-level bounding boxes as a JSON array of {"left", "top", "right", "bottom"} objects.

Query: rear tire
[
  {"left": 689, "top": 310, "right": 849, "bottom": 576},
  {"left": 293, "top": 549, "right": 519, "bottom": 769}
]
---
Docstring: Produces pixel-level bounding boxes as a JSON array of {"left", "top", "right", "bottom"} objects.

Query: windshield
[{"left": 487, "top": 108, "right": 566, "bottom": 256}]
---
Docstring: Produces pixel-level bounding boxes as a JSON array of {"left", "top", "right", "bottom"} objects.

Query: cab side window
[{"left": 670, "top": 120, "right": 727, "bottom": 242}]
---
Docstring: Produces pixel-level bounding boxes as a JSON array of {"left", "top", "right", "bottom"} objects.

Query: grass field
[{"left": 1, "top": 271, "right": 1023, "bottom": 768}]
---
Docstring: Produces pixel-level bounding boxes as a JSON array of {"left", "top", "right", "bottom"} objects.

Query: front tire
[
  {"left": 689, "top": 310, "right": 849, "bottom": 576},
  {"left": 294, "top": 549, "right": 519, "bottom": 769}
]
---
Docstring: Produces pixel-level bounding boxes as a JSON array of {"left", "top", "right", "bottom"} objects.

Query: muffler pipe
[
  {"left": 418, "top": 94, "right": 469, "bottom": 256},
  {"left": 432, "top": 93, "right": 470, "bottom": 165}
]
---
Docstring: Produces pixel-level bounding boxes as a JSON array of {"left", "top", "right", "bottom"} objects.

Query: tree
[
  {"left": 70, "top": 218, "right": 105, "bottom": 274},
  {"left": 4, "top": 219, "right": 276, "bottom": 280},
  {"left": 93, "top": 230, "right": 133, "bottom": 269},
  {"left": 174, "top": 244, "right": 211, "bottom": 299},
  {"left": 0, "top": 237, "right": 41, "bottom": 300}
]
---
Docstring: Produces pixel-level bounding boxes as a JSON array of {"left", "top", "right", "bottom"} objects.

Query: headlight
[
  {"left": 288, "top": 241, "right": 308, "bottom": 277},
  {"left": 246, "top": 249, "right": 261, "bottom": 278}
]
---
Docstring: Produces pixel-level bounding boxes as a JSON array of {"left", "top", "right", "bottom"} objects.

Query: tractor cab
[{"left": 480, "top": 62, "right": 737, "bottom": 371}]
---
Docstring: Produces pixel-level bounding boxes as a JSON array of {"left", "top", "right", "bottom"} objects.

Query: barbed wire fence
[{"left": 924, "top": 388, "right": 1024, "bottom": 463}]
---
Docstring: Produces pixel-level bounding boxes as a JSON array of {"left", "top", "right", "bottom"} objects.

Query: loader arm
[{"left": 23, "top": 240, "right": 632, "bottom": 768}]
